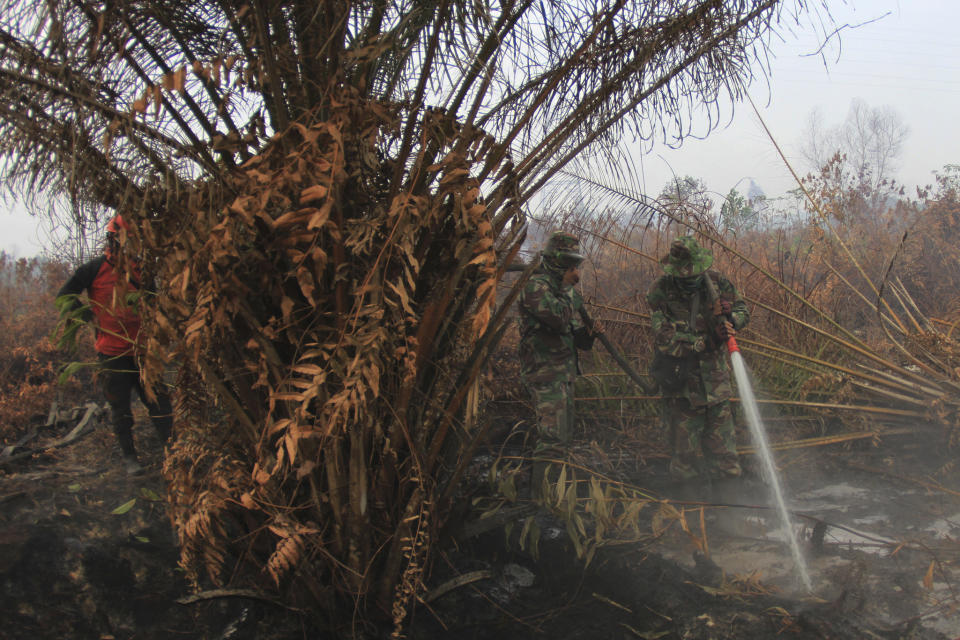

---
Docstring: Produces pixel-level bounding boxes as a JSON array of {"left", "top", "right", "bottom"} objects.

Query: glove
[
  {"left": 715, "top": 320, "right": 735, "bottom": 341},
  {"left": 713, "top": 298, "right": 732, "bottom": 316}
]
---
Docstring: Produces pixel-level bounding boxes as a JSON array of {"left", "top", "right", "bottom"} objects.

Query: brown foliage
[
  {"left": 0, "top": 0, "right": 836, "bottom": 632},
  {"left": 0, "top": 254, "right": 91, "bottom": 437},
  {"left": 139, "top": 89, "right": 509, "bottom": 617}
]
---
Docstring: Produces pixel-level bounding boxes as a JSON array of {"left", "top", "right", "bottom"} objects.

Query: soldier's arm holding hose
[{"left": 708, "top": 273, "right": 749, "bottom": 343}]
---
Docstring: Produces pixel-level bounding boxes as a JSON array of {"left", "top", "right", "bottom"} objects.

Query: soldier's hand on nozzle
[
  {"left": 715, "top": 319, "right": 735, "bottom": 341},
  {"left": 713, "top": 298, "right": 732, "bottom": 316},
  {"left": 590, "top": 320, "right": 605, "bottom": 336}
]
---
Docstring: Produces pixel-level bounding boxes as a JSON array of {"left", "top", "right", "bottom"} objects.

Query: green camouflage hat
[
  {"left": 661, "top": 235, "right": 713, "bottom": 277},
  {"left": 542, "top": 231, "right": 584, "bottom": 268}
]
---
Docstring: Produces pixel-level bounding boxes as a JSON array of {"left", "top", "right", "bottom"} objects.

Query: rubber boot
[
  {"left": 123, "top": 454, "right": 144, "bottom": 476},
  {"left": 115, "top": 424, "right": 143, "bottom": 475},
  {"left": 148, "top": 393, "right": 174, "bottom": 444},
  {"left": 152, "top": 416, "right": 172, "bottom": 445}
]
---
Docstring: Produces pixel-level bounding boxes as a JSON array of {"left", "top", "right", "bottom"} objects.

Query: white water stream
[{"left": 729, "top": 348, "right": 813, "bottom": 592}]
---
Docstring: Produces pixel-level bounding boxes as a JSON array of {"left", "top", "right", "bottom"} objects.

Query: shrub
[{"left": 0, "top": 253, "right": 93, "bottom": 441}]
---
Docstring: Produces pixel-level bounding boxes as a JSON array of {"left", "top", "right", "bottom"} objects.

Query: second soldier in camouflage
[
  {"left": 646, "top": 235, "right": 749, "bottom": 481},
  {"left": 518, "top": 231, "right": 598, "bottom": 492}
]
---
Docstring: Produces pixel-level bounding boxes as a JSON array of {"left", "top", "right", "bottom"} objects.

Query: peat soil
[{"left": 1, "top": 403, "right": 958, "bottom": 639}]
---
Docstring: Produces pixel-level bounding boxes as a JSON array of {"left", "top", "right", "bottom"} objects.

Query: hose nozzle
[{"left": 727, "top": 337, "right": 740, "bottom": 354}]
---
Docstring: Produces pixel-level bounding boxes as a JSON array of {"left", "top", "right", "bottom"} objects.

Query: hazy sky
[
  {"left": 2, "top": 0, "right": 956, "bottom": 256},
  {"left": 639, "top": 0, "right": 958, "bottom": 201}
]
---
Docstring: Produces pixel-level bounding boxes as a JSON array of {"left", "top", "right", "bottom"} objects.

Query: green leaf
[
  {"left": 499, "top": 474, "right": 517, "bottom": 503},
  {"left": 583, "top": 540, "right": 596, "bottom": 568},
  {"left": 566, "top": 516, "right": 583, "bottom": 558},
  {"left": 134, "top": 535, "right": 150, "bottom": 543},
  {"left": 487, "top": 458, "right": 499, "bottom": 487},
  {"left": 529, "top": 519, "right": 540, "bottom": 561},
  {"left": 139, "top": 487, "right": 162, "bottom": 501},
  {"left": 478, "top": 501, "right": 503, "bottom": 520},
  {"left": 111, "top": 498, "right": 137, "bottom": 515},
  {"left": 619, "top": 625, "right": 669, "bottom": 640},
  {"left": 124, "top": 289, "right": 144, "bottom": 309},
  {"left": 555, "top": 464, "right": 567, "bottom": 507},
  {"left": 52, "top": 294, "right": 93, "bottom": 352},
  {"left": 519, "top": 515, "right": 533, "bottom": 552},
  {"left": 58, "top": 360, "right": 97, "bottom": 385},
  {"left": 67, "top": 483, "right": 82, "bottom": 492}
]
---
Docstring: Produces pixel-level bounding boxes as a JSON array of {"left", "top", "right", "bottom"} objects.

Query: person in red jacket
[{"left": 57, "top": 215, "right": 172, "bottom": 474}]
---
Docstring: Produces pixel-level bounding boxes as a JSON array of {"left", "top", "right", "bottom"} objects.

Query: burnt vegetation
[{"left": 1, "top": 1, "right": 959, "bottom": 637}]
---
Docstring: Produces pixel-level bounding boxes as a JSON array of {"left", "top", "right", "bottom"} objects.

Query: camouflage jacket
[
  {"left": 646, "top": 271, "right": 749, "bottom": 406},
  {"left": 518, "top": 268, "right": 594, "bottom": 383}
]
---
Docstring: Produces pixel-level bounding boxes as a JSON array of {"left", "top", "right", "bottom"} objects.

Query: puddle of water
[
  {"left": 796, "top": 483, "right": 871, "bottom": 501},
  {"left": 678, "top": 466, "right": 960, "bottom": 633},
  {"left": 719, "top": 508, "right": 893, "bottom": 557},
  {"left": 819, "top": 528, "right": 889, "bottom": 551},
  {"left": 925, "top": 513, "right": 960, "bottom": 538},
  {"left": 851, "top": 514, "right": 888, "bottom": 527},
  {"left": 929, "top": 614, "right": 960, "bottom": 638},
  {"left": 792, "top": 483, "right": 872, "bottom": 513}
]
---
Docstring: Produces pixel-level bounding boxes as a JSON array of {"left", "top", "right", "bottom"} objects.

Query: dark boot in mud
[{"left": 661, "top": 457, "right": 713, "bottom": 502}]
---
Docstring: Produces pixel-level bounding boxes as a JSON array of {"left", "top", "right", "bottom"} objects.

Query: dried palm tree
[{"left": 0, "top": 0, "right": 829, "bottom": 632}]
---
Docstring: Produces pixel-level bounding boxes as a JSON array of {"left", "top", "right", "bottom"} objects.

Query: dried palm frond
[{"left": 0, "top": 0, "right": 831, "bottom": 631}]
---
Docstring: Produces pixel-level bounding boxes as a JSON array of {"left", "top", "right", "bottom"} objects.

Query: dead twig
[
  {"left": 176, "top": 588, "right": 302, "bottom": 611},
  {"left": 0, "top": 401, "right": 93, "bottom": 461},
  {"left": 423, "top": 569, "right": 494, "bottom": 603},
  {"left": 457, "top": 503, "right": 539, "bottom": 539},
  {"left": 0, "top": 403, "right": 103, "bottom": 468},
  {"left": 0, "top": 490, "right": 27, "bottom": 504}
]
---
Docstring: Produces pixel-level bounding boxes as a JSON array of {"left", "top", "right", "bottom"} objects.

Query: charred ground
[{"left": 1, "top": 401, "right": 957, "bottom": 639}]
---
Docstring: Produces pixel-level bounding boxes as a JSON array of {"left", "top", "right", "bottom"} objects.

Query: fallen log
[{"left": 0, "top": 403, "right": 103, "bottom": 468}]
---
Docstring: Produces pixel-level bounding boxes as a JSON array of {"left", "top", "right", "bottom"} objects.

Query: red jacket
[{"left": 58, "top": 254, "right": 143, "bottom": 356}]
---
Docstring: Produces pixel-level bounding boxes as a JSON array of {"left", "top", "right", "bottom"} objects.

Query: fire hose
[
  {"left": 576, "top": 306, "right": 657, "bottom": 395},
  {"left": 506, "top": 262, "right": 656, "bottom": 394},
  {"left": 701, "top": 271, "right": 740, "bottom": 355}
]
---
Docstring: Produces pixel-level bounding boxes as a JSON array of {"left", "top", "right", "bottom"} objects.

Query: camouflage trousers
[
  {"left": 524, "top": 376, "right": 575, "bottom": 455},
  {"left": 661, "top": 397, "right": 741, "bottom": 480}
]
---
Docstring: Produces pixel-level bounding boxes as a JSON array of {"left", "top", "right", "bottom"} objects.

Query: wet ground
[
  {"left": 651, "top": 436, "right": 960, "bottom": 638},
  {"left": 2, "top": 403, "right": 958, "bottom": 638}
]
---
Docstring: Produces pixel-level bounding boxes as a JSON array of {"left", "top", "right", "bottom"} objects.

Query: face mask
[
  {"left": 675, "top": 274, "right": 703, "bottom": 293},
  {"left": 544, "top": 255, "right": 582, "bottom": 276}
]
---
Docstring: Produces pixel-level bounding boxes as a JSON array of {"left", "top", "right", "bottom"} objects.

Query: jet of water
[{"left": 728, "top": 338, "right": 813, "bottom": 592}]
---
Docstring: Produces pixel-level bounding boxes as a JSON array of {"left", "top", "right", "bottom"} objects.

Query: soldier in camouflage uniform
[
  {"left": 646, "top": 236, "right": 749, "bottom": 481},
  {"left": 518, "top": 232, "right": 598, "bottom": 463}
]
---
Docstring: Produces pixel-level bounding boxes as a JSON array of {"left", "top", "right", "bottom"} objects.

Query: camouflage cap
[
  {"left": 661, "top": 235, "right": 713, "bottom": 277},
  {"left": 542, "top": 231, "right": 584, "bottom": 268}
]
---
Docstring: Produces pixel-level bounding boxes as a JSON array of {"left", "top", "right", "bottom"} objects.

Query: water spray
[{"left": 704, "top": 275, "right": 814, "bottom": 592}]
